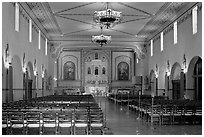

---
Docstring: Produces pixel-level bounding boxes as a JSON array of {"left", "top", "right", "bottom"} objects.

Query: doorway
[
  {"left": 172, "top": 80, "right": 180, "bottom": 99},
  {"left": 194, "top": 58, "right": 202, "bottom": 100},
  {"left": 28, "top": 79, "right": 33, "bottom": 100}
]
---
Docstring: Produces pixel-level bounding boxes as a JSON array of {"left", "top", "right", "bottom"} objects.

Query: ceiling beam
[
  {"left": 55, "top": 14, "right": 96, "bottom": 26},
  {"left": 118, "top": 2, "right": 153, "bottom": 16},
  {"left": 120, "top": 17, "right": 151, "bottom": 24},
  {"left": 54, "top": 2, "right": 96, "bottom": 14}
]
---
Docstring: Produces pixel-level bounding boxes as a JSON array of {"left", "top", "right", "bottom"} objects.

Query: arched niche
[
  {"left": 170, "top": 62, "right": 181, "bottom": 100},
  {"left": 186, "top": 56, "right": 202, "bottom": 100},
  {"left": 26, "top": 61, "right": 35, "bottom": 99},
  {"left": 11, "top": 55, "right": 23, "bottom": 101}
]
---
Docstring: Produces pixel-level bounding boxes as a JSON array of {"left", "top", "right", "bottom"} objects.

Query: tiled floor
[{"left": 94, "top": 97, "right": 202, "bottom": 135}]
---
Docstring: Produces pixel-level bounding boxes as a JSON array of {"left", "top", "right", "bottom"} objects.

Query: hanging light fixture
[
  {"left": 93, "top": 2, "right": 122, "bottom": 29},
  {"left": 92, "top": 27, "right": 111, "bottom": 47}
]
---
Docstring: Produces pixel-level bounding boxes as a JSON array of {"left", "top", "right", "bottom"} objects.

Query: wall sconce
[
  {"left": 166, "top": 60, "right": 170, "bottom": 76},
  {"left": 22, "top": 53, "right": 26, "bottom": 73},
  {"left": 5, "top": 44, "right": 10, "bottom": 69},
  {"left": 155, "top": 64, "right": 159, "bottom": 78},
  {"left": 182, "top": 54, "right": 187, "bottom": 73},
  {"left": 151, "top": 92, "right": 155, "bottom": 98},
  {"left": 54, "top": 77, "right": 57, "bottom": 81},
  {"left": 22, "top": 67, "right": 26, "bottom": 73},
  {"left": 34, "top": 70, "right": 37, "bottom": 76},
  {"left": 41, "top": 64, "right": 44, "bottom": 78}
]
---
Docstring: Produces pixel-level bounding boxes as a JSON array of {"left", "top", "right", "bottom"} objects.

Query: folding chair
[
  {"left": 57, "top": 110, "right": 73, "bottom": 135},
  {"left": 10, "top": 112, "right": 26, "bottom": 134},
  {"left": 42, "top": 112, "right": 58, "bottom": 135},
  {"left": 73, "top": 109, "right": 89, "bottom": 135},
  {"left": 89, "top": 109, "right": 104, "bottom": 135},
  {"left": 161, "top": 105, "right": 173, "bottom": 125},
  {"left": 2, "top": 111, "right": 11, "bottom": 135},
  {"left": 25, "top": 111, "right": 41, "bottom": 135}
]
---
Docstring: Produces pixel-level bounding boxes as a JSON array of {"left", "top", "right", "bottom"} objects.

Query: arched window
[
  {"left": 95, "top": 67, "right": 98, "bottom": 75},
  {"left": 88, "top": 67, "right": 91, "bottom": 74},
  {"left": 118, "top": 62, "right": 129, "bottom": 81},
  {"left": 102, "top": 67, "right": 106, "bottom": 74},
  {"left": 64, "top": 61, "right": 75, "bottom": 80}
]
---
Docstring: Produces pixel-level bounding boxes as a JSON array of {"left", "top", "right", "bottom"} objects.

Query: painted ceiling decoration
[{"left": 19, "top": 2, "right": 197, "bottom": 59}]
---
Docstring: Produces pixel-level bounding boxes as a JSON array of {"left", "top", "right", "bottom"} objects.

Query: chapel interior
[{"left": 1, "top": 2, "right": 202, "bottom": 135}]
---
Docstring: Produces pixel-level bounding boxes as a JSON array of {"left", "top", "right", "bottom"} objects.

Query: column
[
  {"left": 180, "top": 70, "right": 185, "bottom": 99},
  {"left": 165, "top": 72, "right": 169, "bottom": 98},
  {"left": 8, "top": 63, "right": 13, "bottom": 102},
  {"left": 6, "top": 67, "right": 9, "bottom": 103}
]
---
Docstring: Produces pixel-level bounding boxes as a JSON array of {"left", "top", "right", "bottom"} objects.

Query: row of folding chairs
[
  {"left": 128, "top": 101, "right": 202, "bottom": 125},
  {"left": 2, "top": 107, "right": 104, "bottom": 135}
]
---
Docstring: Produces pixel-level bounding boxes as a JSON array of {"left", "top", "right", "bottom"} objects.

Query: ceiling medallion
[{"left": 93, "top": 2, "right": 122, "bottom": 29}]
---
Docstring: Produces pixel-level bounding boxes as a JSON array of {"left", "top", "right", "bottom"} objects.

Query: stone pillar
[
  {"left": 180, "top": 71, "right": 185, "bottom": 99},
  {"left": 8, "top": 64, "right": 13, "bottom": 102},
  {"left": 165, "top": 72, "right": 169, "bottom": 97}
]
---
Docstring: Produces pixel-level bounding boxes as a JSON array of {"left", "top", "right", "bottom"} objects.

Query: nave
[{"left": 2, "top": 2, "right": 202, "bottom": 135}]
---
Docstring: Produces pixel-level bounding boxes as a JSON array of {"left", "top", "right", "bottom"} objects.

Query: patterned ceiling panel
[
  {"left": 138, "top": 2, "right": 197, "bottom": 41},
  {"left": 19, "top": 2, "right": 199, "bottom": 54}
]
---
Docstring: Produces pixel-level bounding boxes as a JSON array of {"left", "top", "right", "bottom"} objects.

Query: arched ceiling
[{"left": 19, "top": 2, "right": 197, "bottom": 58}]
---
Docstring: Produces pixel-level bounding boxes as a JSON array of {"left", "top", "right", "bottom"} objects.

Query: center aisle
[{"left": 94, "top": 96, "right": 202, "bottom": 135}]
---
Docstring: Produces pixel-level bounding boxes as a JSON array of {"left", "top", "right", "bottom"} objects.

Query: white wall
[
  {"left": 2, "top": 3, "right": 54, "bottom": 101},
  {"left": 137, "top": 5, "right": 202, "bottom": 99}
]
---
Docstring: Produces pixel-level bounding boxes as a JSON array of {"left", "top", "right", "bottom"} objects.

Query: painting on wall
[
  {"left": 64, "top": 61, "right": 75, "bottom": 80},
  {"left": 118, "top": 62, "right": 129, "bottom": 81}
]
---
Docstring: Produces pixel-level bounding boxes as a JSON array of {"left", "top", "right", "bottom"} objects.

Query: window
[
  {"left": 45, "top": 38, "right": 47, "bottom": 56},
  {"left": 192, "top": 6, "right": 198, "bottom": 35},
  {"left": 15, "top": 3, "right": 19, "bottom": 32},
  {"left": 38, "top": 30, "right": 41, "bottom": 50},
  {"left": 150, "top": 39, "right": 153, "bottom": 57},
  {"left": 174, "top": 21, "right": 178, "bottom": 44},
  {"left": 29, "top": 18, "right": 32, "bottom": 42},
  {"left": 161, "top": 32, "right": 163, "bottom": 51},
  {"left": 95, "top": 67, "right": 98, "bottom": 75}
]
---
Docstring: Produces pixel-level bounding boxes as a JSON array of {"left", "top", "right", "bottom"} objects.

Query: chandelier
[
  {"left": 93, "top": 2, "right": 122, "bottom": 29},
  {"left": 92, "top": 34, "right": 111, "bottom": 47}
]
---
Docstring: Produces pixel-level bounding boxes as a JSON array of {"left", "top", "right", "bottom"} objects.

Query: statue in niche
[
  {"left": 118, "top": 62, "right": 129, "bottom": 81},
  {"left": 64, "top": 61, "right": 75, "bottom": 80},
  {"left": 102, "top": 67, "right": 106, "bottom": 74},
  {"left": 87, "top": 67, "right": 91, "bottom": 74},
  {"left": 95, "top": 52, "right": 99, "bottom": 59},
  {"left": 95, "top": 67, "right": 99, "bottom": 75}
]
